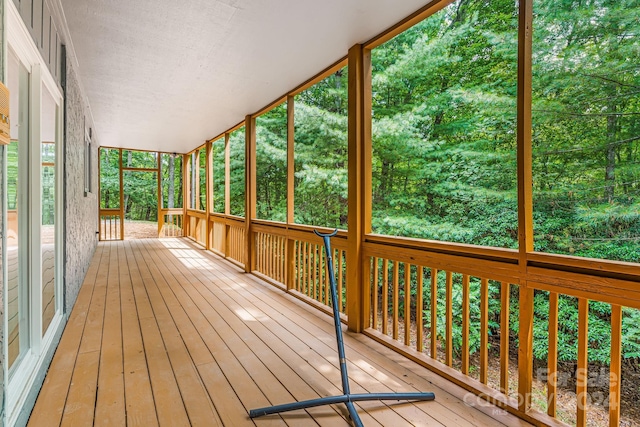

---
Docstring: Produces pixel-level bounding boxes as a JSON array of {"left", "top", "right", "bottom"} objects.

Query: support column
[
  {"left": 224, "top": 133, "right": 231, "bottom": 257},
  {"left": 205, "top": 141, "right": 212, "bottom": 250},
  {"left": 517, "top": 0, "right": 534, "bottom": 413},
  {"left": 157, "top": 152, "right": 162, "bottom": 237},
  {"left": 286, "top": 95, "right": 295, "bottom": 290},
  {"left": 118, "top": 149, "right": 124, "bottom": 240},
  {"left": 347, "top": 44, "right": 371, "bottom": 333},
  {"left": 183, "top": 153, "right": 190, "bottom": 238},
  {"left": 245, "top": 115, "right": 256, "bottom": 273}
]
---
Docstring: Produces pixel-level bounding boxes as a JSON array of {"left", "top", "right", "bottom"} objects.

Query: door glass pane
[
  {"left": 7, "top": 50, "right": 30, "bottom": 370},
  {"left": 41, "top": 83, "right": 57, "bottom": 336}
]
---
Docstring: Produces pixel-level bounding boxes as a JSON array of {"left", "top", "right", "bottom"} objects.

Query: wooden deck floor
[{"left": 28, "top": 238, "right": 533, "bottom": 427}]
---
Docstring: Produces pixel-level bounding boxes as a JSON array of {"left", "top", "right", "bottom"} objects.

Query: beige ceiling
[{"left": 58, "top": 0, "right": 431, "bottom": 153}]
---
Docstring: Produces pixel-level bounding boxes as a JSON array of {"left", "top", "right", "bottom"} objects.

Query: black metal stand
[{"left": 249, "top": 229, "right": 435, "bottom": 426}]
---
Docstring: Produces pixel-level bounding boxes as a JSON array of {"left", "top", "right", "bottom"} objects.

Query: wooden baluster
[
  {"left": 337, "top": 249, "right": 344, "bottom": 313},
  {"left": 306, "top": 241, "right": 312, "bottom": 297},
  {"left": 372, "top": 257, "right": 379, "bottom": 330},
  {"left": 273, "top": 235, "right": 278, "bottom": 281},
  {"left": 610, "top": 304, "right": 622, "bottom": 427},
  {"left": 577, "top": 298, "right": 589, "bottom": 427},
  {"left": 270, "top": 234, "right": 275, "bottom": 279},
  {"left": 273, "top": 235, "right": 278, "bottom": 280},
  {"left": 382, "top": 259, "right": 389, "bottom": 336},
  {"left": 445, "top": 271, "right": 453, "bottom": 367},
  {"left": 461, "top": 274, "right": 470, "bottom": 375},
  {"left": 294, "top": 241, "right": 299, "bottom": 292},
  {"left": 300, "top": 241, "right": 304, "bottom": 291},
  {"left": 404, "top": 264, "right": 412, "bottom": 346},
  {"left": 392, "top": 261, "right": 400, "bottom": 341},
  {"left": 324, "top": 249, "right": 330, "bottom": 306},
  {"left": 548, "top": 292, "right": 559, "bottom": 417},
  {"left": 256, "top": 233, "right": 261, "bottom": 273},
  {"left": 416, "top": 266, "right": 424, "bottom": 353},
  {"left": 500, "top": 282, "right": 510, "bottom": 395},
  {"left": 296, "top": 241, "right": 301, "bottom": 292},
  {"left": 279, "top": 237, "right": 284, "bottom": 283},
  {"left": 258, "top": 233, "right": 262, "bottom": 273},
  {"left": 267, "top": 234, "right": 272, "bottom": 277},
  {"left": 480, "top": 278, "right": 489, "bottom": 384},
  {"left": 313, "top": 243, "right": 319, "bottom": 300},
  {"left": 431, "top": 268, "right": 438, "bottom": 360}
]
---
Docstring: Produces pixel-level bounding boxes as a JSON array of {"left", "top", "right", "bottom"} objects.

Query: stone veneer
[{"left": 63, "top": 63, "right": 99, "bottom": 312}]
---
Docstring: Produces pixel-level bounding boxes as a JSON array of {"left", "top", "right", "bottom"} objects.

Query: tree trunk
[
  {"left": 124, "top": 151, "right": 132, "bottom": 216},
  {"left": 605, "top": 104, "right": 617, "bottom": 203},
  {"left": 168, "top": 155, "right": 175, "bottom": 209}
]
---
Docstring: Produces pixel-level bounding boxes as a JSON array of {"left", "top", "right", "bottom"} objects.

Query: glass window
[
  {"left": 41, "top": 83, "right": 58, "bottom": 336},
  {"left": 198, "top": 146, "right": 206, "bottom": 211},
  {"left": 294, "top": 67, "right": 348, "bottom": 228},
  {"left": 7, "top": 49, "right": 30, "bottom": 370},
  {"left": 122, "top": 150, "right": 157, "bottom": 169},
  {"left": 99, "top": 148, "right": 120, "bottom": 209},
  {"left": 161, "top": 153, "right": 183, "bottom": 209},
  {"left": 532, "top": 0, "right": 640, "bottom": 262},
  {"left": 229, "top": 127, "right": 245, "bottom": 217},
  {"left": 256, "top": 103, "right": 287, "bottom": 222},
  {"left": 370, "top": 0, "right": 518, "bottom": 247},
  {"left": 211, "top": 137, "right": 226, "bottom": 214},
  {"left": 188, "top": 152, "right": 196, "bottom": 210}
]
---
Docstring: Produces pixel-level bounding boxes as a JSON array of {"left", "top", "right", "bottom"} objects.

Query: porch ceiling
[{"left": 58, "top": 0, "right": 430, "bottom": 154}]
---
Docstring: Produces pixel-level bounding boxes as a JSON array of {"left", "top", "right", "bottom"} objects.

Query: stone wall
[{"left": 64, "top": 63, "right": 98, "bottom": 312}]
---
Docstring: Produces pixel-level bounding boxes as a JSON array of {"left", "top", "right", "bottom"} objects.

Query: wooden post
[
  {"left": 194, "top": 149, "right": 200, "bottom": 213},
  {"left": 119, "top": 149, "right": 124, "bottom": 240},
  {"left": 517, "top": 0, "right": 534, "bottom": 413},
  {"left": 98, "top": 148, "right": 103, "bottom": 240},
  {"left": 183, "top": 153, "right": 190, "bottom": 238},
  {"left": 346, "top": 43, "right": 371, "bottom": 333},
  {"left": 205, "top": 141, "right": 212, "bottom": 250},
  {"left": 224, "top": 133, "right": 231, "bottom": 257},
  {"left": 245, "top": 115, "right": 256, "bottom": 273},
  {"left": 157, "top": 152, "right": 163, "bottom": 237},
  {"left": 286, "top": 95, "right": 295, "bottom": 290}
]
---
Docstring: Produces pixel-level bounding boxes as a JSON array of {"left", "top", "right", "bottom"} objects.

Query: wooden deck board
[
  {"left": 28, "top": 238, "right": 534, "bottom": 427},
  {"left": 28, "top": 244, "right": 105, "bottom": 427}
]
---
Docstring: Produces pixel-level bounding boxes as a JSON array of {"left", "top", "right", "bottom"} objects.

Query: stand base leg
[{"left": 249, "top": 392, "right": 435, "bottom": 419}]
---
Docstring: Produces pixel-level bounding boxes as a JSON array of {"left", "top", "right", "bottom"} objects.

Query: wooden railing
[
  {"left": 99, "top": 209, "right": 122, "bottom": 240},
  {"left": 208, "top": 214, "right": 245, "bottom": 266},
  {"left": 358, "top": 235, "right": 640, "bottom": 427},
  {"left": 252, "top": 222, "right": 349, "bottom": 316},
  {"left": 255, "top": 230, "right": 286, "bottom": 284},
  {"left": 143, "top": 204, "right": 640, "bottom": 426},
  {"left": 159, "top": 209, "right": 183, "bottom": 237},
  {"left": 186, "top": 209, "right": 207, "bottom": 246},
  {"left": 365, "top": 246, "right": 520, "bottom": 407}
]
